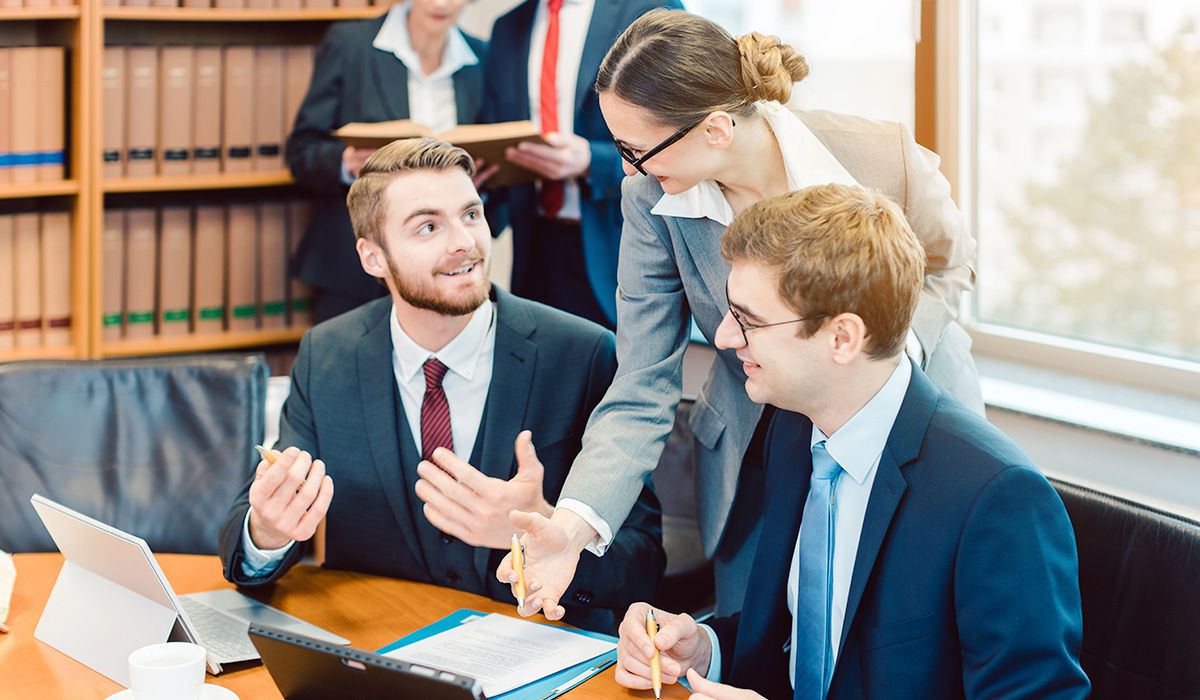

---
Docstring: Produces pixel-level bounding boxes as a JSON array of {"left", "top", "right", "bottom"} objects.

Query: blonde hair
[
  {"left": 720, "top": 184, "right": 925, "bottom": 360},
  {"left": 346, "top": 138, "right": 475, "bottom": 247},
  {"left": 595, "top": 9, "right": 809, "bottom": 128}
]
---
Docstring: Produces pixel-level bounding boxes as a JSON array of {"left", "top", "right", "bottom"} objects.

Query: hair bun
[{"left": 734, "top": 32, "right": 809, "bottom": 105}]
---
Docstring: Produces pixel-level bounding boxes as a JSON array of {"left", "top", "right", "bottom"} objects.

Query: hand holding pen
[
  {"left": 614, "top": 603, "right": 712, "bottom": 693},
  {"left": 246, "top": 445, "right": 334, "bottom": 551}
]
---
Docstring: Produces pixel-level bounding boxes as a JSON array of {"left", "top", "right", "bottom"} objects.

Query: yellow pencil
[
  {"left": 511, "top": 533, "right": 526, "bottom": 609},
  {"left": 647, "top": 608, "right": 661, "bottom": 699}
]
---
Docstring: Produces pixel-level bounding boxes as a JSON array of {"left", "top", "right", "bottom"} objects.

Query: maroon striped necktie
[{"left": 420, "top": 358, "right": 454, "bottom": 461}]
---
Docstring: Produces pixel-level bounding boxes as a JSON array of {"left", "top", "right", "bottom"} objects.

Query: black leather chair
[
  {"left": 0, "top": 353, "right": 269, "bottom": 555},
  {"left": 1050, "top": 475, "right": 1200, "bottom": 699}
]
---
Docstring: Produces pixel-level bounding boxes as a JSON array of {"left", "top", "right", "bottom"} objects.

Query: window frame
[{"left": 927, "top": 0, "right": 1200, "bottom": 403}]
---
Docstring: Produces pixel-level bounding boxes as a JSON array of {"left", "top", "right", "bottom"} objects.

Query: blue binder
[{"left": 377, "top": 609, "right": 617, "bottom": 700}]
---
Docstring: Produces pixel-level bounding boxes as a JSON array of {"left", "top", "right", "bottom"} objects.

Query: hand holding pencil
[
  {"left": 246, "top": 444, "right": 334, "bottom": 551},
  {"left": 613, "top": 603, "right": 713, "bottom": 694}
]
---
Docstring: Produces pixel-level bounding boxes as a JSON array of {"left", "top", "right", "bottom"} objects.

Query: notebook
[{"left": 30, "top": 494, "right": 349, "bottom": 686}]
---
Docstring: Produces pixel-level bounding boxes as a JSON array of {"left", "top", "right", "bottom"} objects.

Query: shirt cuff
[
  {"left": 700, "top": 624, "right": 722, "bottom": 683},
  {"left": 239, "top": 507, "right": 295, "bottom": 578},
  {"left": 340, "top": 160, "right": 356, "bottom": 186},
  {"left": 905, "top": 327, "right": 925, "bottom": 368},
  {"left": 554, "top": 498, "right": 613, "bottom": 556}
]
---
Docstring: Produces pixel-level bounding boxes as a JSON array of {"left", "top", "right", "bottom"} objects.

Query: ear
[
  {"left": 826, "top": 312, "right": 867, "bottom": 366},
  {"left": 703, "top": 111, "right": 737, "bottom": 150},
  {"left": 356, "top": 237, "right": 388, "bottom": 280}
]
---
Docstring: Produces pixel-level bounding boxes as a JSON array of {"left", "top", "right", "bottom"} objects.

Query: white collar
[
  {"left": 810, "top": 358, "right": 912, "bottom": 486},
  {"left": 373, "top": 0, "right": 478, "bottom": 81},
  {"left": 389, "top": 299, "right": 495, "bottom": 384},
  {"left": 650, "top": 101, "right": 861, "bottom": 226}
]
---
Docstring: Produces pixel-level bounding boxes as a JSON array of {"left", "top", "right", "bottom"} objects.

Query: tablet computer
[{"left": 249, "top": 623, "right": 487, "bottom": 700}]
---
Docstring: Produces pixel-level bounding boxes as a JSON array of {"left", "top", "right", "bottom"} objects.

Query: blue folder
[{"left": 377, "top": 609, "right": 617, "bottom": 700}]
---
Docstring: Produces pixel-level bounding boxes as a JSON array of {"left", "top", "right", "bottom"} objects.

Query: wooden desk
[{"left": 1, "top": 553, "right": 683, "bottom": 699}]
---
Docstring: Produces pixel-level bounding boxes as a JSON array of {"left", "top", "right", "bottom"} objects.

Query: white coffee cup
[{"left": 127, "top": 642, "right": 207, "bottom": 700}]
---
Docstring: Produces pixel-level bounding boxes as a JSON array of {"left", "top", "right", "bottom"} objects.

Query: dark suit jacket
[
  {"left": 708, "top": 362, "right": 1090, "bottom": 699},
  {"left": 480, "top": 0, "right": 682, "bottom": 326},
  {"left": 286, "top": 15, "right": 487, "bottom": 301},
  {"left": 218, "top": 288, "right": 664, "bottom": 633}
]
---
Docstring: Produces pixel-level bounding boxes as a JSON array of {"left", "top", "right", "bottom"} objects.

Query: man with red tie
[
  {"left": 218, "top": 138, "right": 664, "bottom": 633},
  {"left": 481, "top": 0, "right": 683, "bottom": 330}
]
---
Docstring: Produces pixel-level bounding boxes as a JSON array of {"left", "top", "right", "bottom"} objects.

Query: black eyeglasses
[
  {"left": 726, "top": 282, "right": 828, "bottom": 345},
  {"left": 615, "top": 118, "right": 704, "bottom": 175}
]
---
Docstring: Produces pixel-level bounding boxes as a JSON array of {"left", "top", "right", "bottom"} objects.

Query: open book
[{"left": 333, "top": 120, "right": 548, "bottom": 188}]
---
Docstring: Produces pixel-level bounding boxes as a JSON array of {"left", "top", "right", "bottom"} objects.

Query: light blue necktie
[{"left": 793, "top": 441, "right": 842, "bottom": 700}]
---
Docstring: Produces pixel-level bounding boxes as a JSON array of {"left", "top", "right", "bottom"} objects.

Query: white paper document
[
  {"left": 0, "top": 548, "right": 15, "bottom": 628},
  {"left": 382, "top": 613, "right": 615, "bottom": 697}
]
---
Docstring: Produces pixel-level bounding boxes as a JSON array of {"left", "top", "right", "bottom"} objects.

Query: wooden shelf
[
  {"left": 101, "top": 6, "right": 382, "bottom": 21},
  {"left": 0, "top": 180, "right": 80, "bottom": 200},
  {"left": 99, "top": 326, "right": 308, "bottom": 356},
  {"left": 102, "top": 171, "right": 295, "bottom": 193},
  {"left": 0, "top": 345, "right": 81, "bottom": 363},
  {"left": 0, "top": 6, "right": 81, "bottom": 20}
]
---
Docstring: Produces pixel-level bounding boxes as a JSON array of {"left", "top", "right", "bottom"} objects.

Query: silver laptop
[{"left": 30, "top": 494, "right": 349, "bottom": 684}]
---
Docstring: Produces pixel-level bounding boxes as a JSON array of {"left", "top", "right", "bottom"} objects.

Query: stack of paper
[{"left": 381, "top": 611, "right": 616, "bottom": 699}]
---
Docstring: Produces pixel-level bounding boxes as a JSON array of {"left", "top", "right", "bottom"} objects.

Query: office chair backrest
[
  {"left": 0, "top": 353, "right": 269, "bottom": 555},
  {"left": 1050, "top": 475, "right": 1200, "bottom": 699}
]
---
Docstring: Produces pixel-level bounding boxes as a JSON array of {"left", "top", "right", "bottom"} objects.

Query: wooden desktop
[{"left": 1, "top": 553, "right": 684, "bottom": 699}]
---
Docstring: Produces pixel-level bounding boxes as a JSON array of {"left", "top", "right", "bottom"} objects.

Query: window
[
  {"left": 685, "top": 0, "right": 916, "bottom": 128},
  {"left": 971, "top": 0, "right": 1200, "bottom": 368}
]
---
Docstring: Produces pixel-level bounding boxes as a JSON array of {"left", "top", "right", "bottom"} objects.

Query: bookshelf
[
  {"left": 0, "top": 8, "right": 89, "bottom": 362},
  {"left": 0, "top": 0, "right": 392, "bottom": 362}
]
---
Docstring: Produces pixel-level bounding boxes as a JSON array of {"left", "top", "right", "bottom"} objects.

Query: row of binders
[
  {"left": 104, "top": 44, "right": 315, "bottom": 179},
  {"left": 102, "top": 201, "right": 314, "bottom": 341},
  {"left": 103, "top": 0, "right": 388, "bottom": 6},
  {"left": 0, "top": 0, "right": 75, "bottom": 7},
  {"left": 0, "top": 47, "right": 67, "bottom": 184},
  {"left": 0, "top": 211, "right": 72, "bottom": 352}
]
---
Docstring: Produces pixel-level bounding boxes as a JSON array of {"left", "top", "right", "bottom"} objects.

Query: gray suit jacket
[
  {"left": 561, "top": 108, "right": 982, "bottom": 558},
  {"left": 218, "top": 288, "right": 664, "bottom": 632}
]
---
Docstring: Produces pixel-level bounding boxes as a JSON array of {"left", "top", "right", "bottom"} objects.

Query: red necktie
[
  {"left": 538, "top": 0, "right": 565, "bottom": 218},
  {"left": 420, "top": 358, "right": 454, "bottom": 461}
]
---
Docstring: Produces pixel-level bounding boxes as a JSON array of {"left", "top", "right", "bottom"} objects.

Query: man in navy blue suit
[
  {"left": 480, "top": 0, "right": 682, "bottom": 329},
  {"left": 612, "top": 184, "right": 1090, "bottom": 699}
]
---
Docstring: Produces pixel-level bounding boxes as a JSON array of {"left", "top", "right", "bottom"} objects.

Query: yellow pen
[
  {"left": 511, "top": 533, "right": 526, "bottom": 610},
  {"left": 647, "top": 608, "right": 661, "bottom": 699},
  {"left": 256, "top": 445, "right": 308, "bottom": 491},
  {"left": 254, "top": 444, "right": 280, "bottom": 464}
]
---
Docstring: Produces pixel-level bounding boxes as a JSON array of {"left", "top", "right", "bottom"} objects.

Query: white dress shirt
[
  {"left": 240, "top": 301, "right": 497, "bottom": 576},
  {"left": 703, "top": 358, "right": 911, "bottom": 684},
  {"left": 526, "top": 0, "right": 594, "bottom": 221},
  {"left": 341, "top": 1, "right": 480, "bottom": 184},
  {"left": 374, "top": 0, "right": 479, "bottom": 133}
]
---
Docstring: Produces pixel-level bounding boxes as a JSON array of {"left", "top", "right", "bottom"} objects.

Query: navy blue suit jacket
[
  {"left": 218, "top": 288, "right": 664, "bottom": 632},
  {"left": 708, "top": 362, "right": 1090, "bottom": 699},
  {"left": 481, "top": 0, "right": 682, "bottom": 326},
  {"left": 286, "top": 15, "right": 487, "bottom": 300}
]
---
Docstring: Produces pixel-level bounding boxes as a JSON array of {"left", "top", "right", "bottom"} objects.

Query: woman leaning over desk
[{"left": 510, "top": 8, "right": 984, "bottom": 619}]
